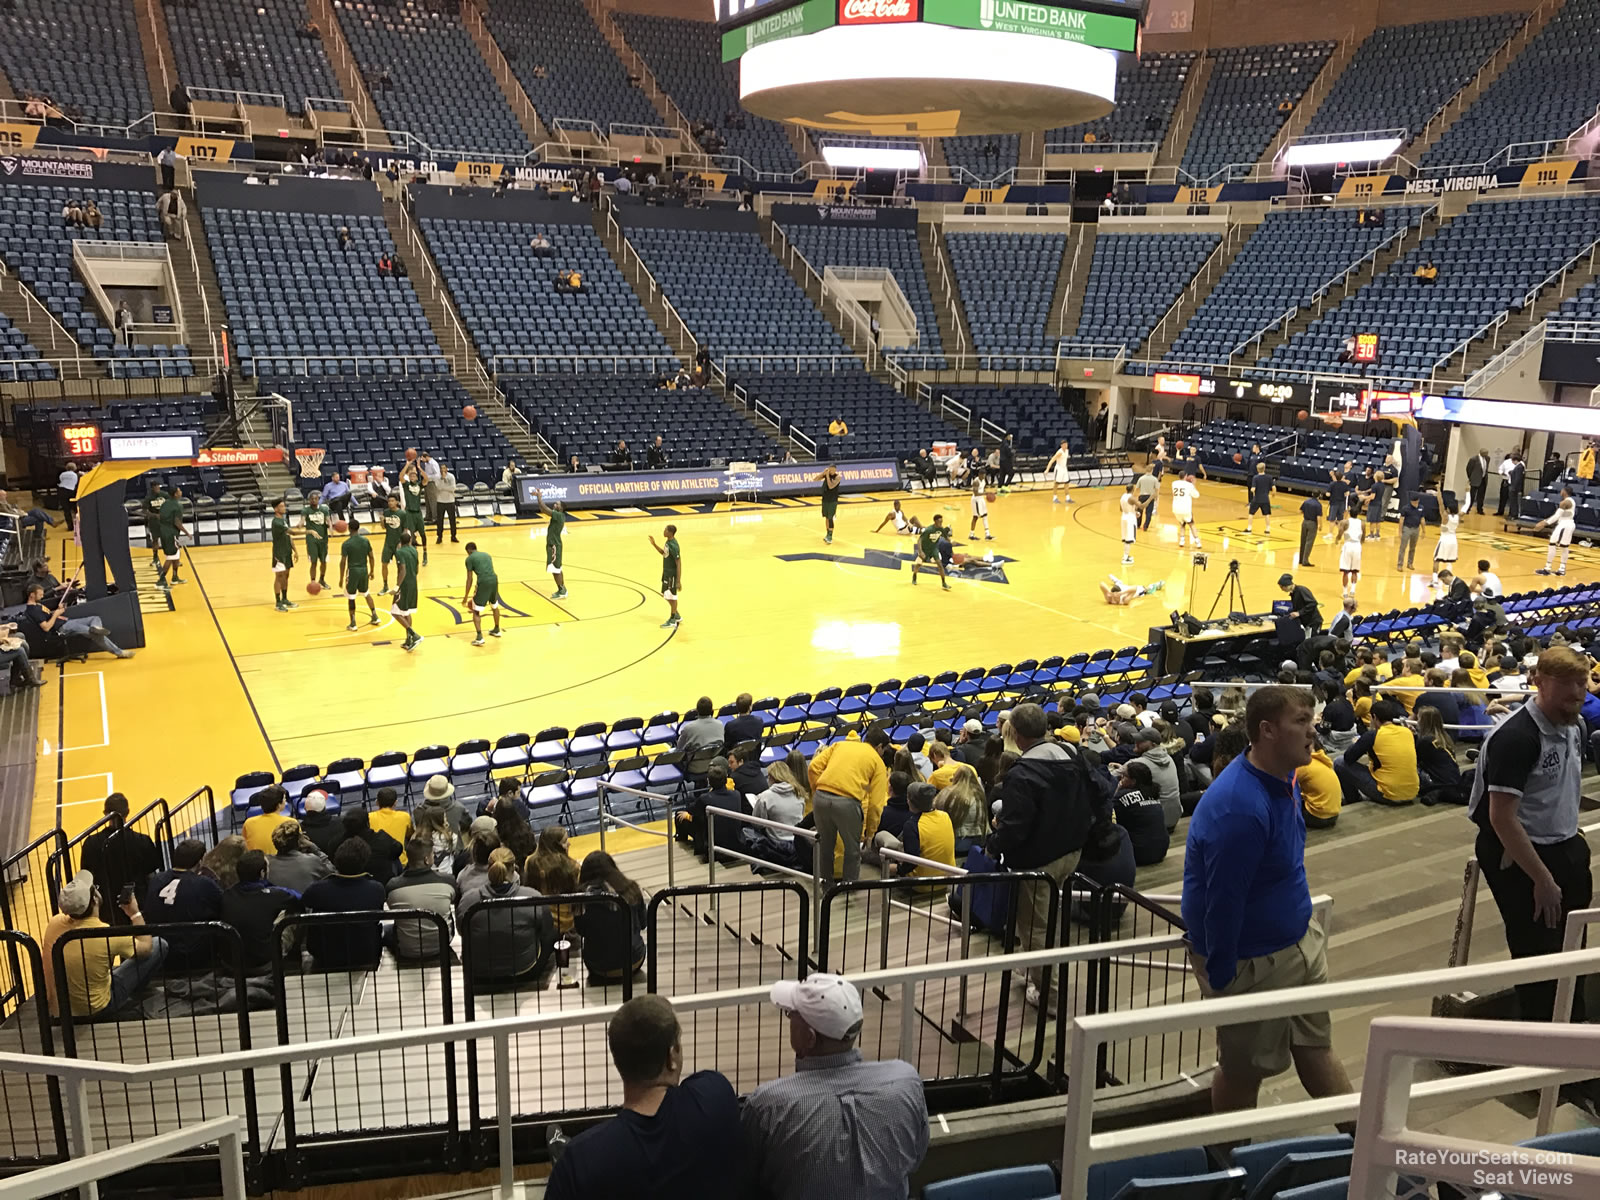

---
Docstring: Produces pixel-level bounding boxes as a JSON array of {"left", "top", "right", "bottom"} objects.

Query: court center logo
[{"left": 979, "top": 0, "right": 995, "bottom": 27}]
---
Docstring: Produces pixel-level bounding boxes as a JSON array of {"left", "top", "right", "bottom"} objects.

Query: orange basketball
[
  {"left": 332, "top": 519, "right": 349, "bottom": 534},
  {"left": 305, "top": 579, "right": 322, "bottom": 596},
  {"left": 1175, "top": 440, "right": 1184, "bottom": 453},
  {"left": 1297, "top": 409, "right": 1309, "bottom": 421},
  {"left": 1232, "top": 452, "right": 1243, "bottom": 464},
  {"left": 462, "top": 404, "right": 478, "bottom": 421},
  {"left": 404, "top": 448, "right": 417, "bottom": 462}
]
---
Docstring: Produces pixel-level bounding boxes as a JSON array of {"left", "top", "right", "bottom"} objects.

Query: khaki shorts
[{"left": 1189, "top": 921, "right": 1331, "bottom": 1078}]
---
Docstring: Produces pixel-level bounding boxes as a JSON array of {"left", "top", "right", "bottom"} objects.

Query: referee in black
[
  {"left": 1468, "top": 645, "right": 1592, "bottom": 1022},
  {"left": 1297, "top": 493, "right": 1322, "bottom": 567}
]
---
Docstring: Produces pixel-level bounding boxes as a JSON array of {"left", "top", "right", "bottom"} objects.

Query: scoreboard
[{"left": 61, "top": 423, "right": 102, "bottom": 459}]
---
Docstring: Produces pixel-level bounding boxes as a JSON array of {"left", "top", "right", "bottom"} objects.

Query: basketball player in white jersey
[
  {"left": 1118, "top": 484, "right": 1140, "bottom": 565},
  {"left": 1536, "top": 488, "right": 1578, "bottom": 576},
  {"left": 1044, "top": 440, "right": 1073, "bottom": 504},
  {"left": 969, "top": 472, "right": 994, "bottom": 540},
  {"left": 1170, "top": 472, "right": 1201, "bottom": 548}
]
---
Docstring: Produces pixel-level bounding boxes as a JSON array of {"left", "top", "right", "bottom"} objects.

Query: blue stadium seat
[
  {"left": 1065, "top": 232, "right": 1219, "bottom": 356},
  {"left": 0, "top": 0, "right": 152, "bottom": 126},
  {"left": 947, "top": 230, "right": 1066, "bottom": 369},
  {"left": 925, "top": 1164, "right": 1057, "bottom": 1200},
  {"left": 166, "top": 0, "right": 341, "bottom": 114},
  {"left": 1050, "top": 52, "right": 1197, "bottom": 150},
  {"left": 488, "top": 0, "right": 659, "bottom": 132},
  {"left": 1182, "top": 42, "right": 1337, "bottom": 182}
]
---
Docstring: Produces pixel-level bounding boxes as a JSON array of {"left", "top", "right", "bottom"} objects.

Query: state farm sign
[{"left": 839, "top": 0, "right": 918, "bottom": 23}]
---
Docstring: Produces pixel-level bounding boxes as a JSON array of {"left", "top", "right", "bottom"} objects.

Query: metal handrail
[
  {"left": 596, "top": 781, "right": 681, "bottom": 889},
  {"left": 1566, "top": 103, "right": 1600, "bottom": 156},
  {"left": 925, "top": 224, "right": 967, "bottom": 355},
  {"left": 705, "top": 806, "right": 823, "bottom": 948},
  {"left": 767, "top": 219, "right": 877, "bottom": 371},
  {"left": 460, "top": 0, "right": 544, "bottom": 144},
  {"left": 0, "top": 262, "right": 80, "bottom": 360},
  {"left": 1145, "top": 222, "right": 1240, "bottom": 354},
  {"left": 3, "top": 1114, "right": 246, "bottom": 1200},
  {"left": 1464, "top": 319, "right": 1545, "bottom": 395},
  {"left": 604, "top": 206, "right": 698, "bottom": 359},
  {"left": 1411, "top": 1, "right": 1544, "bottom": 160},
  {"left": 1044, "top": 140, "right": 1158, "bottom": 156}
]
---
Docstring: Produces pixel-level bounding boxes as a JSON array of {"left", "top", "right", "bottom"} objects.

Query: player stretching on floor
[
  {"left": 1044, "top": 440, "right": 1073, "bottom": 505},
  {"left": 339, "top": 518, "right": 380, "bottom": 630},
  {"left": 1171, "top": 471, "right": 1201, "bottom": 549},
  {"left": 462, "top": 542, "right": 502, "bottom": 646},
  {"left": 303, "top": 489, "right": 331, "bottom": 589},
  {"left": 270, "top": 500, "right": 297, "bottom": 611},
  {"left": 968, "top": 471, "right": 994, "bottom": 540},
  {"left": 874, "top": 499, "right": 920, "bottom": 535},
  {"left": 155, "top": 485, "right": 186, "bottom": 589},
  {"left": 650, "top": 524, "right": 681, "bottom": 628},
  {"left": 379, "top": 495, "right": 404, "bottom": 595},
  {"left": 392, "top": 531, "right": 422, "bottom": 651},
  {"left": 533, "top": 493, "right": 569, "bottom": 599},
  {"left": 911, "top": 514, "right": 951, "bottom": 590},
  {"left": 1100, "top": 575, "right": 1165, "bottom": 605},
  {"left": 814, "top": 465, "right": 842, "bottom": 544},
  {"left": 1118, "top": 484, "right": 1140, "bottom": 565}
]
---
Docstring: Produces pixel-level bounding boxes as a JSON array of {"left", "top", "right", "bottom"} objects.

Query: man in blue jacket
[{"left": 1182, "top": 685, "right": 1352, "bottom": 1115}]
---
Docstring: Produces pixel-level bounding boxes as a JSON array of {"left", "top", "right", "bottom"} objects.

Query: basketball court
[{"left": 27, "top": 476, "right": 1582, "bottom": 844}]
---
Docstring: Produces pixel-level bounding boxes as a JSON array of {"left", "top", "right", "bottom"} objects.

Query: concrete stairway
[
  {"left": 918, "top": 224, "right": 971, "bottom": 361},
  {"left": 208, "top": 400, "right": 298, "bottom": 497},
  {"left": 1405, "top": 0, "right": 1567, "bottom": 165},
  {"left": 378, "top": 198, "right": 556, "bottom": 470},
  {"left": 310, "top": 0, "right": 389, "bottom": 143},
  {"left": 584, "top": 0, "right": 696, "bottom": 142},
  {"left": 0, "top": 275, "right": 97, "bottom": 373},
  {"left": 133, "top": 0, "right": 177, "bottom": 111},
  {"left": 1442, "top": 241, "right": 1600, "bottom": 382},
  {"left": 758, "top": 213, "right": 882, "bottom": 376},
  {"left": 460, "top": 0, "right": 549, "bottom": 149},
  {"left": 1238, "top": 206, "right": 1452, "bottom": 365},
  {"left": 170, "top": 201, "right": 228, "bottom": 366},
  {"left": 1156, "top": 54, "right": 1213, "bottom": 169},
  {"left": 1135, "top": 214, "right": 1265, "bottom": 363},
  {"left": 1051, "top": 224, "right": 1095, "bottom": 340},
  {"left": 1255, "top": 38, "right": 1360, "bottom": 170}
]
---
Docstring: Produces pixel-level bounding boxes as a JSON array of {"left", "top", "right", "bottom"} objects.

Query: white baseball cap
[
  {"left": 59, "top": 869, "right": 96, "bottom": 916},
  {"left": 771, "top": 973, "right": 863, "bottom": 1041},
  {"left": 962, "top": 719, "right": 985, "bottom": 736}
]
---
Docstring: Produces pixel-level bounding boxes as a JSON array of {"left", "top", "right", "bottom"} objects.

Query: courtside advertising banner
[{"left": 517, "top": 460, "right": 900, "bottom": 511}]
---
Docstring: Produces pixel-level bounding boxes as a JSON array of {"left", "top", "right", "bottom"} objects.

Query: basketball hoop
[{"left": 294, "top": 447, "right": 327, "bottom": 479}]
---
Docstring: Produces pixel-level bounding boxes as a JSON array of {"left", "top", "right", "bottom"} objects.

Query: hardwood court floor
[{"left": 30, "top": 479, "right": 1593, "bottom": 844}]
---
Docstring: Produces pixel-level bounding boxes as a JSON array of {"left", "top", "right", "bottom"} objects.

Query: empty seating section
[
  {"left": 281, "top": 379, "right": 516, "bottom": 486},
  {"left": 1181, "top": 43, "right": 1335, "bottom": 182},
  {"left": 335, "top": 2, "right": 531, "bottom": 156},
  {"left": 939, "top": 386, "right": 1085, "bottom": 452},
  {"left": 1278, "top": 427, "right": 1423, "bottom": 489},
  {"left": 1556, "top": 277, "right": 1600, "bottom": 322},
  {"left": 1423, "top": 0, "right": 1600, "bottom": 167},
  {"left": 484, "top": 0, "right": 659, "bottom": 131},
  {"left": 1188, "top": 419, "right": 1298, "bottom": 474},
  {"left": 947, "top": 232, "right": 1065, "bottom": 370},
  {"left": 1268, "top": 195, "right": 1600, "bottom": 379},
  {"left": 0, "top": 0, "right": 151, "bottom": 127},
  {"left": 14, "top": 396, "right": 225, "bottom": 498},
  {"left": 0, "top": 312, "right": 47, "bottom": 382},
  {"left": 1049, "top": 52, "right": 1196, "bottom": 148},
  {"left": 943, "top": 135, "right": 1020, "bottom": 181},
  {"left": 1167, "top": 207, "right": 1427, "bottom": 367},
  {"left": 615, "top": 13, "right": 801, "bottom": 175},
  {"left": 0, "top": 182, "right": 192, "bottom": 374},
  {"left": 1306, "top": 16, "right": 1522, "bottom": 140},
  {"left": 506, "top": 375, "right": 780, "bottom": 467},
  {"left": 780, "top": 223, "right": 944, "bottom": 362},
  {"left": 164, "top": 0, "right": 341, "bottom": 113},
  {"left": 736, "top": 371, "right": 967, "bottom": 459},
  {"left": 203, "top": 206, "right": 442, "bottom": 378},
  {"left": 1065, "top": 233, "right": 1217, "bottom": 355},
  {"left": 420, "top": 217, "right": 672, "bottom": 370},
  {"left": 626, "top": 227, "right": 848, "bottom": 364}
]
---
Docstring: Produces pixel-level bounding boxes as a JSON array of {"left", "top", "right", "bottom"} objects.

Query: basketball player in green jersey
[
  {"left": 399, "top": 461, "right": 428, "bottom": 567},
  {"left": 392, "top": 531, "right": 422, "bottom": 651},
  {"left": 302, "top": 489, "right": 331, "bottom": 588},
  {"left": 461, "top": 542, "right": 502, "bottom": 646},
  {"left": 155, "top": 485, "right": 187, "bottom": 589},
  {"left": 379, "top": 494, "right": 405, "bottom": 594},
  {"left": 649, "top": 524, "right": 680, "bottom": 628},
  {"left": 533, "top": 493, "right": 568, "bottom": 599},
  {"left": 911, "top": 513, "right": 950, "bottom": 590},
  {"left": 813, "top": 464, "right": 841, "bottom": 544},
  {"left": 270, "top": 499, "right": 297, "bottom": 611},
  {"left": 339, "top": 518, "right": 380, "bottom": 630},
  {"left": 142, "top": 484, "right": 164, "bottom": 566}
]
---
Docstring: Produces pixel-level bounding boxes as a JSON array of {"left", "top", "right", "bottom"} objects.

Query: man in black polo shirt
[
  {"left": 1278, "top": 573, "right": 1322, "bottom": 634},
  {"left": 1469, "top": 646, "right": 1590, "bottom": 1022},
  {"left": 1245, "top": 464, "right": 1272, "bottom": 534},
  {"left": 1368, "top": 458, "right": 1397, "bottom": 537},
  {"left": 1297, "top": 494, "right": 1321, "bottom": 567}
]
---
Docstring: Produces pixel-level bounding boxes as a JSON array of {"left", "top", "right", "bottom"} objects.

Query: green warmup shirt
[
  {"left": 660, "top": 537, "right": 680, "bottom": 593},
  {"left": 465, "top": 549, "right": 498, "bottom": 605},
  {"left": 918, "top": 526, "right": 940, "bottom": 562},
  {"left": 303, "top": 504, "right": 330, "bottom": 561},
  {"left": 394, "top": 543, "right": 420, "bottom": 610},
  {"left": 381, "top": 509, "right": 404, "bottom": 563},
  {"left": 820, "top": 476, "right": 841, "bottom": 518},
  {"left": 401, "top": 478, "right": 424, "bottom": 534},
  {"left": 143, "top": 492, "right": 162, "bottom": 543},
  {"left": 157, "top": 496, "right": 183, "bottom": 554},
  {"left": 546, "top": 509, "right": 566, "bottom": 570},
  {"left": 342, "top": 534, "right": 372, "bottom": 592},
  {"left": 271, "top": 516, "right": 295, "bottom": 568}
]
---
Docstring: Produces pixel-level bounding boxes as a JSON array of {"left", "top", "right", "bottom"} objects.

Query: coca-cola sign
[{"left": 839, "top": 0, "right": 918, "bottom": 24}]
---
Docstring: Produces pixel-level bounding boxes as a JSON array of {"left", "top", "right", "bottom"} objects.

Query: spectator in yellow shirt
[
  {"left": 895, "top": 784, "right": 956, "bottom": 880},
  {"left": 807, "top": 729, "right": 890, "bottom": 881},
  {"left": 41, "top": 869, "right": 168, "bottom": 1020},
  {"left": 1459, "top": 650, "right": 1491, "bottom": 693},
  {"left": 926, "top": 739, "right": 960, "bottom": 790},
  {"left": 369, "top": 787, "right": 413, "bottom": 864},
  {"left": 1336, "top": 701, "right": 1419, "bottom": 806},
  {"left": 243, "top": 787, "right": 294, "bottom": 855},
  {"left": 828, "top": 417, "right": 850, "bottom": 436},
  {"left": 1297, "top": 747, "right": 1342, "bottom": 829},
  {"left": 1382, "top": 657, "right": 1425, "bottom": 716}
]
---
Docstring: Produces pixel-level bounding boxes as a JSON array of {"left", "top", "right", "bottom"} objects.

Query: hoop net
[{"left": 294, "top": 447, "right": 327, "bottom": 479}]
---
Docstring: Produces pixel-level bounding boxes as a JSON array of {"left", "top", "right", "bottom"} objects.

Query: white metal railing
[
  {"left": 1055, "top": 342, "right": 1129, "bottom": 363},
  {"left": 824, "top": 265, "right": 919, "bottom": 349},
  {"left": 249, "top": 353, "right": 455, "bottom": 378},
  {"left": 311, "top": 0, "right": 381, "bottom": 133},
  {"left": 1145, "top": 223, "right": 1241, "bottom": 354},
  {"left": 1566, "top": 104, "right": 1600, "bottom": 157},
  {"left": 1056, "top": 225, "right": 1086, "bottom": 339},
  {"left": 1411, "top": 1, "right": 1545, "bottom": 161},
  {"left": 1058, "top": 946, "right": 1600, "bottom": 1198},
  {"left": 767, "top": 220, "right": 877, "bottom": 370},
  {"left": 460, "top": 0, "right": 545, "bottom": 143},
  {"left": 604, "top": 206, "right": 699, "bottom": 359},
  {"left": 493, "top": 354, "right": 679, "bottom": 376},
  {"left": 0, "top": 262, "right": 82, "bottom": 359},
  {"left": 705, "top": 807, "right": 824, "bottom": 943},
  {"left": 179, "top": 206, "right": 215, "bottom": 361},
  {"left": 926, "top": 223, "right": 968, "bottom": 355},
  {"left": 938, "top": 391, "right": 973, "bottom": 432},
  {"left": 187, "top": 86, "right": 286, "bottom": 112},
  {"left": 1545, "top": 319, "right": 1600, "bottom": 342},
  {"left": 1044, "top": 141, "right": 1158, "bottom": 157},
  {"left": 1413, "top": 138, "right": 1575, "bottom": 180},
  {"left": 1354, "top": 1017, "right": 1600, "bottom": 1200},
  {"left": 141, "top": 0, "right": 173, "bottom": 104},
  {"left": 1535, "top": 906, "right": 1600, "bottom": 1134},
  {"left": 0, "top": 1115, "right": 247, "bottom": 1200},
  {"left": 1465, "top": 320, "right": 1546, "bottom": 396}
]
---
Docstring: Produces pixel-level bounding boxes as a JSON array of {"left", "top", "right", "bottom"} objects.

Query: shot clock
[{"left": 61, "top": 423, "right": 102, "bottom": 459}]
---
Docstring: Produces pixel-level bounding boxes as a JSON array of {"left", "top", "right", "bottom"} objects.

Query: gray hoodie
[{"left": 1132, "top": 746, "right": 1182, "bottom": 831}]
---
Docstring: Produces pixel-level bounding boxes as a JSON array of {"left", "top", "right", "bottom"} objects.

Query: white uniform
[
  {"left": 970, "top": 477, "right": 988, "bottom": 518},
  {"left": 892, "top": 508, "right": 909, "bottom": 532},
  {"left": 1339, "top": 517, "right": 1364, "bottom": 572},
  {"left": 1478, "top": 570, "right": 1503, "bottom": 598},
  {"left": 1170, "top": 479, "right": 1198, "bottom": 523},
  {"left": 1119, "top": 492, "right": 1139, "bottom": 544},
  {"left": 1434, "top": 511, "right": 1459, "bottom": 563},
  {"left": 1549, "top": 500, "right": 1576, "bottom": 546},
  {"left": 1052, "top": 454, "right": 1072, "bottom": 484}
]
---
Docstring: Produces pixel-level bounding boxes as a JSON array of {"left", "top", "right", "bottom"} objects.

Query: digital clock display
[
  {"left": 62, "top": 424, "right": 102, "bottom": 458},
  {"left": 1353, "top": 332, "right": 1381, "bottom": 364}
]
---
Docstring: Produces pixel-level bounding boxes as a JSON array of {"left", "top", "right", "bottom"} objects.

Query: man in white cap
[
  {"left": 951, "top": 717, "right": 988, "bottom": 767},
  {"left": 743, "top": 973, "right": 927, "bottom": 1199},
  {"left": 419, "top": 774, "right": 469, "bottom": 836},
  {"left": 41, "top": 869, "right": 168, "bottom": 1020}
]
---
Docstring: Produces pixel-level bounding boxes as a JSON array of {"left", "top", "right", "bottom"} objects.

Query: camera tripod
[{"left": 1205, "top": 559, "right": 1249, "bottom": 621}]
